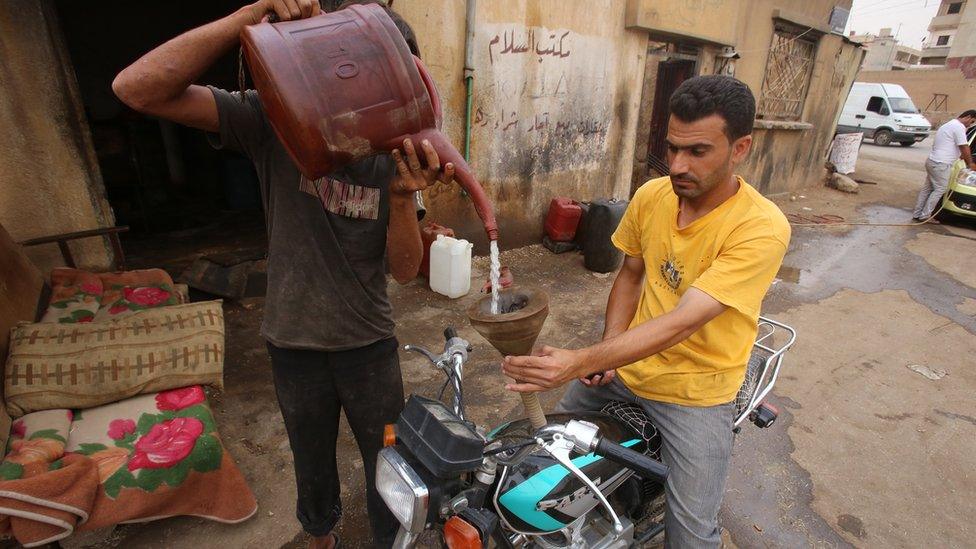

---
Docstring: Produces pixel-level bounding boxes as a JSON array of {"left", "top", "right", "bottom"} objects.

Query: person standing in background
[{"left": 913, "top": 110, "right": 976, "bottom": 223}]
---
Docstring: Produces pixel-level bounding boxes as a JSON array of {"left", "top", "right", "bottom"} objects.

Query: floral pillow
[
  {"left": 39, "top": 269, "right": 103, "bottom": 324},
  {"left": 0, "top": 387, "right": 255, "bottom": 547},
  {"left": 40, "top": 268, "right": 180, "bottom": 324},
  {"left": 1, "top": 409, "right": 72, "bottom": 479},
  {"left": 93, "top": 270, "right": 179, "bottom": 322},
  {"left": 66, "top": 387, "right": 221, "bottom": 497}
]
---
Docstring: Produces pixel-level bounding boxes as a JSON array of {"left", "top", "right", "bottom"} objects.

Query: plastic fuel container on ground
[
  {"left": 544, "top": 198, "right": 582, "bottom": 242},
  {"left": 583, "top": 198, "right": 628, "bottom": 273},
  {"left": 429, "top": 235, "right": 472, "bottom": 298},
  {"left": 420, "top": 222, "right": 455, "bottom": 278}
]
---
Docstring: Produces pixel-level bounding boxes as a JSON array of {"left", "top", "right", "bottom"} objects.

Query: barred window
[{"left": 757, "top": 25, "right": 818, "bottom": 121}]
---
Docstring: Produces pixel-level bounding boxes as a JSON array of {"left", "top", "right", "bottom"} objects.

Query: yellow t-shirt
[{"left": 611, "top": 176, "right": 790, "bottom": 406}]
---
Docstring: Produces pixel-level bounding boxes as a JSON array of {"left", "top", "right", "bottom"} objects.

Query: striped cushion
[{"left": 4, "top": 301, "right": 224, "bottom": 417}]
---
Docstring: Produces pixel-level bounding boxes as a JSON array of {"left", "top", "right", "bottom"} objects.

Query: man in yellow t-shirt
[{"left": 503, "top": 75, "right": 790, "bottom": 547}]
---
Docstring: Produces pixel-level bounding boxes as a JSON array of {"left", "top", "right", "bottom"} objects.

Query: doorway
[
  {"left": 47, "top": 0, "right": 276, "bottom": 276},
  {"left": 645, "top": 59, "right": 696, "bottom": 176}
]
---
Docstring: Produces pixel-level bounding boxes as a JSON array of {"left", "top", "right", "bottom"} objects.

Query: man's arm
[
  {"left": 959, "top": 144, "right": 975, "bottom": 170},
  {"left": 581, "top": 254, "right": 644, "bottom": 386},
  {"left": 502, "top": 288, "right": 727, "bottom": 392},
  {"left": 387, "top": 139, "right": 455, "bottom": 284},
  {"left": 111, "top": 0, "right": 319, "bottom": 132},
  {"left": 603, "top": 255, "right": 645, "bottom": 339}
]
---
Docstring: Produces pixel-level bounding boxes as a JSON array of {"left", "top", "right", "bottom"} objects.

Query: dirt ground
[{"left": 67, "top": 138, "right": 976, "bottom": 548}]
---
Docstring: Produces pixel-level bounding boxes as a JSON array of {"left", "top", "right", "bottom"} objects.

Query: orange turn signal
[
  {"left": 383, "top": 424, "right": 396, "bottom": 447},
  {"left": 444, "top": 516, "right": 481, "bottom": 549}
]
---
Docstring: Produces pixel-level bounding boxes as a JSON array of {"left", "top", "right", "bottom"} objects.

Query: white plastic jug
[{"left": 429, "top": 234, "right": 472, "bottom": 298}]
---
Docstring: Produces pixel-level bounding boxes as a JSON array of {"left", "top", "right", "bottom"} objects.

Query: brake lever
[
  {"left": 537, "top": 432, "right": 624, "bottom": 538},
  {"left": 403, "top": 344, "right": 439, "bottom": 365}
]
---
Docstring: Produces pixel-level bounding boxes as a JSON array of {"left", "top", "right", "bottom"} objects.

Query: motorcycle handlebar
[{"left": 595, "top": 437, "right": 669, "bottom": 483}]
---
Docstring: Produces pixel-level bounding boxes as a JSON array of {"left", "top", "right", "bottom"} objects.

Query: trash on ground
[
  {"left": 906, "top": 364, "right": 948, "bottom": 380},
  {"left": 827, "top": 173, "right": 859, "bottom": 194}
]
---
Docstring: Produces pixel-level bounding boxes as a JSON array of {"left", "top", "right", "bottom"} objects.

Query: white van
[{"left": 836, "top": 83, "right": 931, "bottom": 146}]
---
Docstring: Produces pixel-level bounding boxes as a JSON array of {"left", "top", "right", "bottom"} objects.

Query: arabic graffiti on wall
[
  {"left": 488, "top": 28, "right": 572, "bottom": 65},
  {"left": 473, "top": 23, "right": 613, "bottom": 180}
]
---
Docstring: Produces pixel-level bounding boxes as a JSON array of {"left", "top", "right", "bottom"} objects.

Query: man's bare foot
[{"left": 308, "top": 532, "right": 338, "bottom": 549}]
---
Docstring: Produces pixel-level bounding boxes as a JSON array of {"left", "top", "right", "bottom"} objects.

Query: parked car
[
  {"left": 837, "top": 83, "right": 931, "bottom": 146},
  {"left": 939, "top": 126, "right": 976, "bottom": 219}
]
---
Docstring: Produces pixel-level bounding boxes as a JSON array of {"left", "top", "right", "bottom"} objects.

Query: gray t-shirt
[{"left": 207, "top": 86, "right": 396, "bottom": 351}]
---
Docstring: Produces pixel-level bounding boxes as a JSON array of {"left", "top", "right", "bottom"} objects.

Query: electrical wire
[
  {"left": 851, "top": 0, "right": 926, "bottom": 15},
  {"left": 733, "top": 27, "right": 816, "bottom": 55},
  {"left": 437, "top": 371, "right": 453, "bottom": 401},
  {"left": 484, "top": 438, "right": 538, "bottom": 456}
]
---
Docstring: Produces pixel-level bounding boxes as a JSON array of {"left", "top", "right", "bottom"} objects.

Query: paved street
[
  {"left": 723, "top": 138, "right": 976, "bottom": 548},
  {"left": 93, "top": 138, "right": 976, "bottom": 548}
]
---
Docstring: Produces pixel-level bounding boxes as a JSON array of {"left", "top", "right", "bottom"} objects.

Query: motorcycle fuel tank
[{"left": 490, "top": 412, "right": 648, "bottom": 535}]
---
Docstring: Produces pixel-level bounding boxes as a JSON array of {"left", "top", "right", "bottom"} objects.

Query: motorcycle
[{"left": 377, "top": 318, "right": 796, "bottom": 548}]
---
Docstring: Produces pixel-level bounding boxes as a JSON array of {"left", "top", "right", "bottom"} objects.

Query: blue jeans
[{"left": 557, "top": 378, "right": 734, "bottom": 549}]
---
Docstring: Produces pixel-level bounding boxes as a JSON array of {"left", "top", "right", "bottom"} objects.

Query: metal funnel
[{"left": 467, "top": 287, "right": 550, "bottom": 428}]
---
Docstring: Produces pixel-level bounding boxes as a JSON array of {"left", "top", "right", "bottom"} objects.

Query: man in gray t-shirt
[
  {"left": 112, "top": 1, "right": 451, "bottom": 547},
  {"left": 207, "top": 86, "right": 401, "bottom": 350}
]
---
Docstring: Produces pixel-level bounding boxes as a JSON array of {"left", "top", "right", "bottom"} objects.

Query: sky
[{"left": 845, "top": 0, "right": 942, "bottom": 49}]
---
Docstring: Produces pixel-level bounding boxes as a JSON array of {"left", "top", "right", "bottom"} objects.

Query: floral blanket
[
  {"left": 41, "top": 268, "right": 179, "bottom": 324},
  {"left": 0, "top": 387, "right": 256, "bottom": 547}
]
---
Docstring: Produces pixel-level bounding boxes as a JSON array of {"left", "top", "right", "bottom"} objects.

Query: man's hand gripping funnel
[{"left": 467, "top": 287, "right": 549, "bottom": 429}]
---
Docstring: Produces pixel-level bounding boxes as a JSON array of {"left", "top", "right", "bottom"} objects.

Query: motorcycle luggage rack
[{"left": 733, "top": 316, "right": 797, "bottom": 428}]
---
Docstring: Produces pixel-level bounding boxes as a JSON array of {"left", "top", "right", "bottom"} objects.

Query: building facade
[
  {"left": 1, "top": 0, "right": 862, "bottom": 269},
  {"left": 850, "top": 29, "right": 921, "bottom": 71},
  {"left": 921, "top": 0, "right": 966, "bottom": 66}
]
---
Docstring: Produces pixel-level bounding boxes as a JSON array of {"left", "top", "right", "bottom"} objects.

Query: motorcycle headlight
[{"left": 376, "top": 447, "right": 429, "bottom": 533}]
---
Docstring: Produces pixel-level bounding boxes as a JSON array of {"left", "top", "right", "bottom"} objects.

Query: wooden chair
[{"left": 19, "top": 226, "right": 129, "bottom": 272}]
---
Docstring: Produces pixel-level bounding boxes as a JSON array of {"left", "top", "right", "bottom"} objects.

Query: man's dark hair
[
  {"left": 336, "top": 0, "right": 420, "bottom": 57},
  {"left": 669, "top": 75, "right": 756, "bottom": 141},
  {"left": 960, "top": 109, "right": 976, "bottom": 119}
]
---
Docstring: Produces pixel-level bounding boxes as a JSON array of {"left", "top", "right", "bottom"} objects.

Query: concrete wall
[
  {"left": 728, "top": 1, "right": 861, "bottom": 195},
  {"left": 625, "top": 0, "right": 860, "bottom": 195},
  {"left": 396, "top": 0, "right": 646, "bottom": 250},
  {"left": 947, "top": 0, "right": 976, "bottom": 58},
  {"left": 857, "top": 68, "right": 976, "bottom": 127},
  {"left": 3, "top": 0, "right": 859, "bottom": 258},
  {"left": 946, "top": 0, "right": 976, "bottom": 76},
  {"left": 395, "top": 0, "right": 647, "bottom": 251},
  {"left": 744, "top": 36, "right": 863, "bottom": 194},
  {"left": 862, "top": 41, "right": 898, "bottom": 71},
  {"left": 625, "top": 0, "right": 740, "bottom": 46},
  {"left": 0, "top": 0, "right": 114, "bottom": 273},
  {"left": 394, "top": 0, "right": 860, "bottom": 249}
]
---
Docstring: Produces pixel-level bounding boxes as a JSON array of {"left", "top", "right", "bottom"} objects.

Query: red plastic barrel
[{"left": 544, "top": 198, "right": 582, "bottom": 242}]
